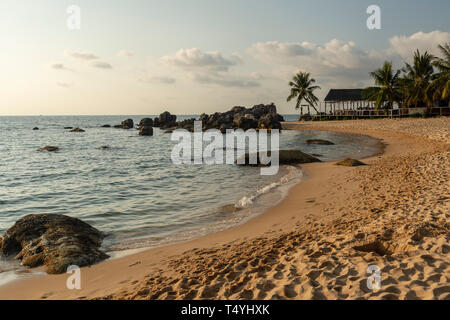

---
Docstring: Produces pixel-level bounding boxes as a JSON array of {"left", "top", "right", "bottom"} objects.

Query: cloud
[
  {"left": 250, "top": 72, "right": 265, "bottom": 80},
  {"left": 65, "top": 51, "right": 98, "bottom": 60},
  {"left": 117, "top": 50, "right": 135, "bottom": 57},
  {"left": 162, "top": 48, "right": 242, "bottom": 72},
  {"left": 51, "top": 63, "right": 71, "bottom": 71},
  {"left": 190, "top": 73, "right": 260, "bottom": 88},
  {"left": 139, "top": 76, "right": 176, "bottom": 84},
  {"left": 249, "top": 39, "right": 382, "bottom": 87},
  {"left": 91, "top": 61, "right": 112, "bottom": 69},
  {"left": 388, "top": 30, "right": 450, "bottom": 59},
  {"left": 248, "top": 31, "right": 450, "bottom": 88}
]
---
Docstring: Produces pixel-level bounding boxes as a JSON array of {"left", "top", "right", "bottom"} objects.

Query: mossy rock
[
  {"left": 0, "top": 214, "right": 108, "bottom": 274},
  {"left": 335, "top": 158, "right": 367, "bottom": 167}
]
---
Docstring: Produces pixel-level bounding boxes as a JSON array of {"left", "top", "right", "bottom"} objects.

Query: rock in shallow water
[
  {"left": 38, "top": 146, "right": 59, "bottom": 152},
  {"left": 139, "top": 125, "right": 154, "bottom": 136},
  {"left": 0, "top": 214, "right": 109, "bottom": 274},
  {"left": 306, "top": 139, "right": 335, "bottom": 145},
  {"left": 70, "top": 128, "right": 85, "bottom": 132},
  {"left": 236, "top": 150, "right": 321, "bottom": 166},
  {"left": 335, "top": 158, "right": 367, "bottom": 167}
]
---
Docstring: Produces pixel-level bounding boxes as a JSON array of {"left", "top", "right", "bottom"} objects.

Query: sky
[{"left": 0, "top": 0, "right": 449, "bottom": 115}]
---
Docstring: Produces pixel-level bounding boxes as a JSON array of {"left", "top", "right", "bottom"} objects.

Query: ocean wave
[{"left": 235, "top": 165, "right": 303, "bottom": 209}]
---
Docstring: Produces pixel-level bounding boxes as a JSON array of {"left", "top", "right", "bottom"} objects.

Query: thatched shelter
[{"left": 323, "top": 89, "right": 374, "bottom": 116}]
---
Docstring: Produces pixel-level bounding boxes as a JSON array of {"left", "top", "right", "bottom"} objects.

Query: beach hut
[{"left": 323, "top": 89, "right": 375, "bottom": 117}]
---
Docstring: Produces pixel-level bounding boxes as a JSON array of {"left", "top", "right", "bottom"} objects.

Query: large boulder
[
  {"left": 158, "top": 111, "right": 177, "bottom": 129},
  {"left": 236, "top": 150, "right": 321, "bottom": 166},
  {"left": 138, "top": 118, "right": 153, "bottom": 128},
  {"left": 139, "top": 126, "right": 154, "bottom": 136},
  {"left": 0, "top": 214, "right": 108, "bottom": 274},
  {"left": 258, "top": 114, "right": 282, "bottom": 130},
  {"left": 70, "top": 128, "right": 85, "bottom": 132},
  {"left": 233, "top": 113, "right": 258, "bottom": 130},
  {"left": 121, "top": 119, "right": 134, "bottom": 129}
]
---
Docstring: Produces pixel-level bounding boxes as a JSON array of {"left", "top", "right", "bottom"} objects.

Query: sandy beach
[{"left": 0, "top": 117, "right": 448, "bottom": 300}]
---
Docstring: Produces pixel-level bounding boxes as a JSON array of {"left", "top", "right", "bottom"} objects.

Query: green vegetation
[{"left": 287, "top": 72, "right": 321, "bottom": 115}]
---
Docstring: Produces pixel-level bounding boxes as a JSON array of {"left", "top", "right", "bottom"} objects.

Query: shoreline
[{"left": 0, "top": 118, "right": 448, "bottom": 300}]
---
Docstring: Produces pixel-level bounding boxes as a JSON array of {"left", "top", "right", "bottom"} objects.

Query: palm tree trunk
[{"left": 309, "top": 103, "right": 319, "bottom": 115}]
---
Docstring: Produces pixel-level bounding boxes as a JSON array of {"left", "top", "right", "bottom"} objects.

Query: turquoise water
[{"left": 0, "top": 115, "right": 381, "bottom": 255}]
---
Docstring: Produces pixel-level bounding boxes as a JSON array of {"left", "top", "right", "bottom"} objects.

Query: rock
[
  {"left": 0, "top": 214, "right": 108, "bottom": 274},
  {"left": 138, "top": 118, "right": 153, "bottom": 128},
  {"left": 101, "top": 124, "right": 111, "bottom": 128},
  {"left": 237, "top": 150, "right": 321, "bottom": 166},
  {"left": 38, "top": 146, "right": 59, "bottom": 152},
  {"left": 164, "top": 129, "right": 173, "bottom": 134},
  {"left": 70, "top": 128, "right": 85, "bottom": 132},
  {"left": 64, "top": 127, "right": 73, "bottom": 129},
  {"left": 258, "top": 114, "right": 282, "bottom": 130},
  {"left": 335, "top": 158, "right": 367, "bottom": 167},
  {"left": 113, "top": 124, "right": 122, "bottom": 128},
  {"left": 121, "top": 119, "right": 134, "bottom": 129},
  {"left": 32, "top": 127, "right": 39, "bottom": 130},
  {"left": 198, "top": 103, "right": 282, "bottom": 131},
  {"left": 139, "top": 126, "right": 154, "bottom": 136},
  {"left": 306, "top": 139, "right": 335, "bottom": 145},
  {"left": 153, "top": 117, "right": 160, "bottom": 127},
  {"left": 233, "top": 113, "right": 258, "bottom": 130},
  {"left": 158, "top": 111, "right": 177, "bottom": 129}
]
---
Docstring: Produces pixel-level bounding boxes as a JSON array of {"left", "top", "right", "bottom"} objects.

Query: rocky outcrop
[
  {"left": 38, "top": 146, "right": 59, "bottom": 152},
  {"left": 33, "top": 127, "right": 39, "bottom": 130},
  {"left": 194, "top": 103, "right": 284, "bottom": 132},
  {"left": 0, "top": 214, "right": 108, "bottom": 274},
  {"left": 335, "top": 158, "right": 367, "bottom": 167},
  {"left": 101, "top": 124, "right": 111, "bottom": 128},
  {"left": 121, "top": 119, "right": 134, "bottom": 129},
  {"left": 70, "top": 128, "right": 85, "bottom": 132},
  {"left": 134, "top": 104, "right": 283, "bottom": 133},
  {"left": 306, "top": 139, "right": 335, "bottom": 145},
  {"left": 237, "top": 150, "right": 321, "bottom": 166}
]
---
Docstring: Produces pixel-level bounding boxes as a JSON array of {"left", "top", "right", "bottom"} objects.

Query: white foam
[{"left": 236, "top": 166, "right": 303, "bottom": 209}]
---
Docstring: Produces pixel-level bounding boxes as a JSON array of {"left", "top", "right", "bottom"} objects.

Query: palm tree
[
  {"left": 401, "top": 50, "right": 435, "bottom": 108},
  {"left": 287, "top": 72, "right": 321, "bottom": 117},
  {"left": 428, "top": 43, "right": 450, "bottom": 104},
  {"left": 362, "top": 61, "right": 402, "bottom": 110}
]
